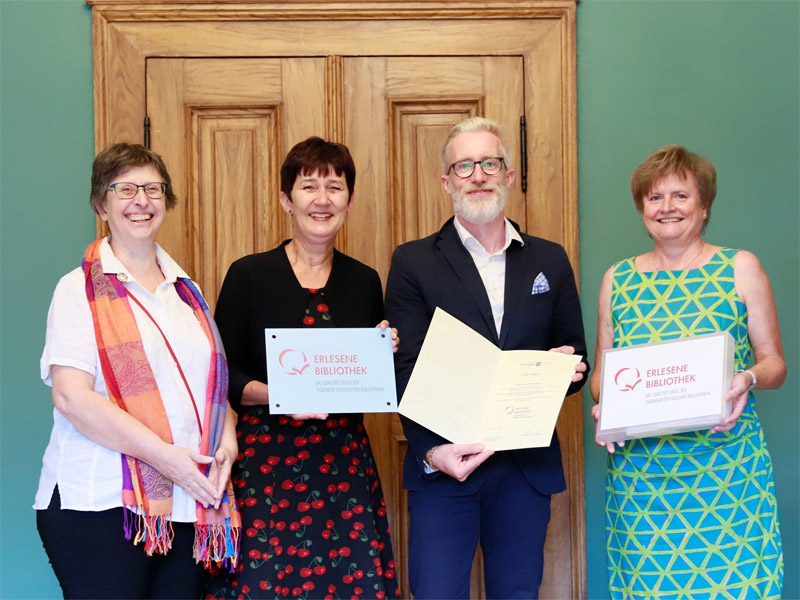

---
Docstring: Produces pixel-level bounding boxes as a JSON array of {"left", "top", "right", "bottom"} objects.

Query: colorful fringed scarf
[{"left": 82, "top": 238, "right": 240, "bottom": 568}]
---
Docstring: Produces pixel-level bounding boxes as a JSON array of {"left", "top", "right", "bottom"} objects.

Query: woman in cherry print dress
[{"left": 204, "top": 138, "right": 400, "bottom": 600}]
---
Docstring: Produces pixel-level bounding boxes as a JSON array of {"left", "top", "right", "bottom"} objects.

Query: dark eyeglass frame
[
  {"left": 106, "top": 182, "right": 168, "bottom": 200},
  {"left": 447, "top": 157, "right": 506, "bottom": 179}
]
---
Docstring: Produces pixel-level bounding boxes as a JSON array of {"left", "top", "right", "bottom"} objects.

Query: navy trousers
[{"left": 407, "top": 453, "right": 552, "bottom": 599}]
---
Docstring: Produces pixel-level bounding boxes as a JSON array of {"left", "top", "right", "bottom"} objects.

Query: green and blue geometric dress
[{"left": 606, "top": 248, "right": 783, "bottom": 599}]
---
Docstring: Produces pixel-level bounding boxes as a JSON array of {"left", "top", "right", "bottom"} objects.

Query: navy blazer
[{"left": 385, "top": 217, "right": 588, "bottom": 496}]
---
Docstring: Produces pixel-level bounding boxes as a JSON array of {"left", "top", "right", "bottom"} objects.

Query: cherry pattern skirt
[{"left": 204, "top": 409, "right": 400, "bottom": 600}]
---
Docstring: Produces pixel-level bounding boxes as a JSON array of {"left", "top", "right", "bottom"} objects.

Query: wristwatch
[
  {"left": 423, "top": 445, "right": 439, "bottom": 471},
  {"left": 735, "top": 369, "right": 757, "bottom": 392}
]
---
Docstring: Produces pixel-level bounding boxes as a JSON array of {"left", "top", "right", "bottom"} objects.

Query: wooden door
[
  {"left": 147, "top": 55, "right": 524, "bottom": 596},
  {"left": 89, "top": 3, "right": 584, "bottom": 597}
]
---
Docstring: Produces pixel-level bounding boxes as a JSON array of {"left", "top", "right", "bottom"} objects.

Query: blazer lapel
[
  {"left": 498, "top": 237, "right": 527, "bottom": 347},
  {"left": 436, "top": 219, "right": 498, "bottom": 342}
]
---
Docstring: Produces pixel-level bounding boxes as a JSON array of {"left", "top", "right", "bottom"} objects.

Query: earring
[{"left": 288, "top": 208, "right": 293, "bottom": 215}]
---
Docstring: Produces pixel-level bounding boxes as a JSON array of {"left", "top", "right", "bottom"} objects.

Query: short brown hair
[
  {"left": 630, "top": 144, "right": 717, "bottom": 230},
  {"left": 90, "top": 143, "right": 177, "bottom": 213},
  {"left": 280, "top": 137, "right": 356, "bottom": 201}
]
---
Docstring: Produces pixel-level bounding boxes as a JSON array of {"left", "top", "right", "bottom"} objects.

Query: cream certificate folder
[{"left": 398, "top": 308, "right": 581, "bottom": 451}]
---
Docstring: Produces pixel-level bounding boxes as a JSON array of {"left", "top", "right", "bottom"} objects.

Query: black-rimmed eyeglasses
[
  {"left": 107, "top": 182, "right": 168, "bottom": 200},
  {"left": 447, "top": 157, "right": 505, "bottom": 178}
]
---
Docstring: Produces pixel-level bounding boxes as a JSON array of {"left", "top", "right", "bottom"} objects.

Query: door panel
[
  {"left": 343, "top": 55, "right": 524, "bottom": 597},
  {"left": 194, "top": 112, "right": 275, "bottom": 303},
  {"left": 344, "top": 56, "right": 524, "bottom": 283},
  {"left": 146, "top": 58, "right": 327, "bottom": 310}
]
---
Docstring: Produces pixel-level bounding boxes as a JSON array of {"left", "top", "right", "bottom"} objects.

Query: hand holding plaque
[{"left": 596, "top": 332, "right": 734, "bottom": 443}]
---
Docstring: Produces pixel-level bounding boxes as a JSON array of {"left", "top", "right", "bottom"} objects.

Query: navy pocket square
[{"left": 531, "top": 272, "right": 550, "bottom": 294}]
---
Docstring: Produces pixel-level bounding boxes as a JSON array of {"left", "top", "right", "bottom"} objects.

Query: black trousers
[{"left": 37, "top": 487, "right": 205, "bottom": 599}]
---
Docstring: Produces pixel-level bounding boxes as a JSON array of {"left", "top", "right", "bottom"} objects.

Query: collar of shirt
[
  {"left": 453, "top": 216, "right": 523, "bottom": 256},
  {"left": 99, "top": 236, "right": 191, "bottom": 286}
]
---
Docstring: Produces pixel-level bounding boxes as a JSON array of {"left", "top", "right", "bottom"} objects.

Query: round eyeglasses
[
  {"left": 448, "top": 157, "right": 506, "bottom": 179},
  {"left": 107, "top": 182, "right": 168, "bottom": 200}
]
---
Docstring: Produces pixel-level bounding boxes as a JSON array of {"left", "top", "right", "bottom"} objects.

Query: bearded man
[{"left": 385, "top": 117, "right": 589, "bottom": 599}]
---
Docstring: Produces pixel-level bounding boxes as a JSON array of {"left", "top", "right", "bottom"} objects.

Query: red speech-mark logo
[
  {"left": 278, "top": 349, "right": 309, "bottom": 376},
  {"left": 614, "top": 367, "right": 641, "bottom": 392}
]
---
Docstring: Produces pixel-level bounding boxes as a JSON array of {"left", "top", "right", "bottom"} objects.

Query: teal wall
[
  {"left": 1, "top": 1, "right": 95, "bottom": 598},
  {"left": 1, "top": 1, "right": 796, "bottom": 598},
  {"left": 578, "top": 1, "right": 799, "bottom": 598}
]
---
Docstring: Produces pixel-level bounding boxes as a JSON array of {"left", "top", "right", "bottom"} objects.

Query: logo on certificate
[
  {"left": 278, "top": 349, "right": 310, "bottom": 376},
  {"left": 614, "top": 367, "right": 641, "bottom": 392}
]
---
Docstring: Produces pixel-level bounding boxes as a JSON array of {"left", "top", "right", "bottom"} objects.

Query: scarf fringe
[
  {"left": 194, "top": 517, "right": 241, "bottom": 572},
  {"left": 123, "top": 507, "right": 175, "bottom": 556}
]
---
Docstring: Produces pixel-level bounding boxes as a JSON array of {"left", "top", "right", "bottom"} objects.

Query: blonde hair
[{"left": 441, "top": 117, "right": 512, "bottom": 173}]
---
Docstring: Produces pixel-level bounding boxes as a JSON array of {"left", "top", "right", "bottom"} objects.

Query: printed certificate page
[{"left": 399, "top": 308, "right": 580, "bottom": 450}]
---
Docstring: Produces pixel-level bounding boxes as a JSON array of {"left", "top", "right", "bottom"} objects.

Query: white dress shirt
[
  {"left": 453, "top": 216, "right": 524, "bottom": 336},
  {"left": 35, "top": 238, "right": 211, "bottom": 521}
]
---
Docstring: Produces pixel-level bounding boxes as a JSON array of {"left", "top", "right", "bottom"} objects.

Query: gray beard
[{"left": 451, "top": 183, "right": 507, "bottom": 224}]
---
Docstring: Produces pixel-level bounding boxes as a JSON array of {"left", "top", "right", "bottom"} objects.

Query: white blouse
[{"left": 35, "top": 238, "right": 212, "bottom": 522}]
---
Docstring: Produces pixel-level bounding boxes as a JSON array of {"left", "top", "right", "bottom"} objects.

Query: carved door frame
[{"left": 86, "top": 2, "right": 585, "bottom": 597}]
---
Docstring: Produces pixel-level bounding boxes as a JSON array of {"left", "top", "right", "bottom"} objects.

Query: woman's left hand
[
  {"left": 591, "top": 403, "right": 625, "bottom": 454},
  {"left": 376, "top": 319, "right": 400, "bottom": 353},
  {"left": 207, "top": 446, "right": 236, "bottom": 509},
  {"left": 712, "top": 371, "right": 752, "bottom": 433},
  {"left": 206, "top": 403, "right": 239, "bottom": 508}
]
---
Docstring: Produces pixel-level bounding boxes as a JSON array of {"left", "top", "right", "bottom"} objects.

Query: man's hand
[
  {"left": 430, "top": 443, "right": 494, "bottom": 482},
  {"left": 549, "top": 345, "right": 587, "bottom": 382}
]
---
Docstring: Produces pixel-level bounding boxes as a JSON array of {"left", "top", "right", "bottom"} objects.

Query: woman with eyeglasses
[{"left": 35, "top": 143, "right": 240, "bottom": 599}]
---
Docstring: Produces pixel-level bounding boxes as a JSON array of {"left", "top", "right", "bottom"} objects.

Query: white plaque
[
  {"left": 265, "top": 328, "right": 397, "bottom": 414},
  {"left": 597, "top": 332, "right": 734, "bottom": 443}
]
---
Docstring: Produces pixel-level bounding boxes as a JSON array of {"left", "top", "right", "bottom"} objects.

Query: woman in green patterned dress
[{"left": 590, "top": 144, "right": 786, "bottom": 599}]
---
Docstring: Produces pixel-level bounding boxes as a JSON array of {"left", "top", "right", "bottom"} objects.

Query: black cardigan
[{"left": 214, "top": 241, "right": 385, "bottom": 414}]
